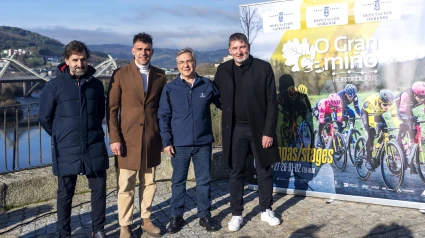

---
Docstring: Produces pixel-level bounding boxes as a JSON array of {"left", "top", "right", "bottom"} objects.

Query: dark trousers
[
  {"left": 170, "top": 145, "right": 212, "bottom": 218},
  {"left": 361, "top": 109, "right": 386, "bottom": 160},
  {"left": 229, "top": 124, "right": 273, "bottom": 216},
  {"left": 57, "top": 171, "right": 107, "bottom": 237}
]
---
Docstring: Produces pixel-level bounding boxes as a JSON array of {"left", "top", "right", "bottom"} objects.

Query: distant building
[
  {"left": 222, "top": 55, "right": 233, "bottom": 62},
  {"left": 47, "top": 56, "right": 60, "bottom": 66},
  {"left": 1, "top": 48, "right": 30, "bottom": 56},
  {"left": 214, "top": 55, "right": 234, "bottom": 68}
]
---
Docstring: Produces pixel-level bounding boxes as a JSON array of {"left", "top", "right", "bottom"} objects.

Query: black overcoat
[{"left": 214, "top": 56, "right": 280, "bottom": 169}]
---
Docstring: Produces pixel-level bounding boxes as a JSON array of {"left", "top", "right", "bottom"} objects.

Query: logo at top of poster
[
  {"left": 324, "top": 6, "right": 329, "bottom": 17},
  {"left": 282, "top": 37, "right": 379, "bottom": 75},
  {"left": 374, "top": 0, "right": 380, "bottom": 11},
  {"left": 354, "top": 0, "right": 401, "bottom": 24},
  {"left": 279, "top": 12, "right": 284, "bottom": 22}
]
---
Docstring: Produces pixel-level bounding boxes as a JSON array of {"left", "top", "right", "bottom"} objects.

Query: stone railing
[{"left": 0, "top": 149, "right": 228, "bottom": 210}]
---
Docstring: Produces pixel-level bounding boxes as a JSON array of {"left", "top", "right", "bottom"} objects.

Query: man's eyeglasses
[{"left": 177, "top": 59, "right": 194, "bottom": 65}]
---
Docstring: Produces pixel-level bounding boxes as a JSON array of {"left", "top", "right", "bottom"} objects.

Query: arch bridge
[{"left": 0, "top": 54, "right": 117, "bottom": 96}]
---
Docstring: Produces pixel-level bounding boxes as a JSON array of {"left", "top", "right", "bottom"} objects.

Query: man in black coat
[
  {"left": 39, "top": 40, "right": 108, "bottom": 238},
  {"left": 214, "top": 33, "right": 281, "bottom": 232}
]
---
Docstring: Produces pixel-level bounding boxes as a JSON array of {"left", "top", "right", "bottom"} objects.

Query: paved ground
[{"left": 1, "top": 179, "right": 425, "bottom": 237}]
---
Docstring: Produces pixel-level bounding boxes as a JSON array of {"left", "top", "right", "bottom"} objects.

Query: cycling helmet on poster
[
  {"left": 344, "top": 84, "right": 357, "bottom": 97},
  {"left": 288, "top": 86, "right": 297, "bottom": 100},
  {"left": 297, "top": 84, "right": 308, "bottom": 95},
  {"left": 379, "top": 89, "right": 395, "bottom": 104},
  {"left": 328, "top": 93, "right": 341, "bottom": 107},
  {"left": 412, "top": 81, "right": 425, "bottom": 98}
]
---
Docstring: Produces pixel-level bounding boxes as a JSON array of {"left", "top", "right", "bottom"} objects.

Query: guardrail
[{"left": 1, "top": 103, "right": 53, "bottom": 174}]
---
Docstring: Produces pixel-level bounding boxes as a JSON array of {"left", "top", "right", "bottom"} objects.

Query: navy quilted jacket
[{"left": 39, "top": 63, "right": 109, "bottom": 176}]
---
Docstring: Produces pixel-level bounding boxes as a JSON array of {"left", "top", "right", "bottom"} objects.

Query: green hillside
[
  {"left": 0, "top": 26, "right": 108, "bottom": 67},
  {"left": 88, "top": 44, "right": 228, "bottom": 68}
]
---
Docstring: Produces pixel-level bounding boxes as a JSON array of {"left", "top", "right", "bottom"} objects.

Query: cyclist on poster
[
  {"left": 395, "top": 81, "right": 425, "bottom": 174},
  {"left": 313, "top": 94, "right": 342, "bottom": 148},
  {"left": 361, "top": 89, "right": 398, "bottom": 171},
  {"left": 335, "top": 84, "right": 361, "bottom": 133}
]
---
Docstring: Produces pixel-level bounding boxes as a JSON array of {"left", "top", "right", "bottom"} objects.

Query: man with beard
[
  {"left": 213, "top": 33, "right": 281, "bottom": 232},
  {"left": 107, "top": 33, "right": 166, "bottom": 237},
  {"left": 39, "top": 40, "right": 109, "bottom": 238}
]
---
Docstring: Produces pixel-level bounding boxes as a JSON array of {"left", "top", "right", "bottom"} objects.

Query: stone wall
[{"left": 0, "top": 149, "right": 228, "bottom": 211}]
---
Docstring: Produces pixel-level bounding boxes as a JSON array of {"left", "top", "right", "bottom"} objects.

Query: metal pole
[
  {"left": 3, "top": 108, "right": 7, "bottom": 171},
  {"left": 12, "top": 107, "right": 17, "bottom": 171},
  {"left": 15, "top": 106, "right": 19, "bottom": 170},
  {"left": 23, "top": 82, "right": 27, "bottom": 95},
  {"left": 27, "top": 105, "right": 31, "bottom": 166},
  {"left": 39, "top": 119, "right": 43, "bottom": 164}
]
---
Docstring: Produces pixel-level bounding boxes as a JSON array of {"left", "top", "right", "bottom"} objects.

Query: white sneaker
[
  {"left": 228, "top": 216, "right": 243, "bottom": 231},
  {"left": 261, "top": 209, "right": 280, "bottom": 226}
]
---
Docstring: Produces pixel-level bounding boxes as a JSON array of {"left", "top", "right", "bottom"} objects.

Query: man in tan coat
[{"left": 107, "top": 32, "right": 166, "bottom": 237}]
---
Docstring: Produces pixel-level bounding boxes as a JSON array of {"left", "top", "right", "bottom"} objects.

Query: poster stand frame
[{"left": 248, "top": 185, "right": 425, "bottom": 210}]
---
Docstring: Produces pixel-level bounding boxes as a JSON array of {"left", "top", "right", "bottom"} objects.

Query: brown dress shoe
[
  {"left": 120, "top": 226, "right": 132, "bottom": 238},
  {"left": 141, "top": 218, "right": 161, "bottom": 237}
]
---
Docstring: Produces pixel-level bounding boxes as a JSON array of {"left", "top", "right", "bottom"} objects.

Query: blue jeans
[{"left": 170, "top": 145, "right": 212, "bottom": 218}]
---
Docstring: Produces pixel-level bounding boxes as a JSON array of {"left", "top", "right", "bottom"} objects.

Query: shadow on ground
[
  {"left": 3, "top": 179, "right": 298, "bottom": 236},
  {"left": 0, "top": 204, "right": 53, "bottom": 235},
  {"left": 366, "top": 223, "right": 413, "bottom": 237}
]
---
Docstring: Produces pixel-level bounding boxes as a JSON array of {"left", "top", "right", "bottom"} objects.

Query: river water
[{"left": 0, "top": 90, "right": 112, "bottom": 174}]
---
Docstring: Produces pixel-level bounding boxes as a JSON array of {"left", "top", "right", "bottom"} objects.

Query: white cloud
[{"left": 29, "top": 26, "right": 235, "bottom": 51}]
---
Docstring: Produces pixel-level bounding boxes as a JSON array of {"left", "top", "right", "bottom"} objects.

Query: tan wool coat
[{"left": 107, "top": 60, "right": 166, "bottom": 170}]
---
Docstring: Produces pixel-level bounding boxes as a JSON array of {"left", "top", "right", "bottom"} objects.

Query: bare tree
[{"left": 240, "top": 6, "right": 263, "bottom": 45}]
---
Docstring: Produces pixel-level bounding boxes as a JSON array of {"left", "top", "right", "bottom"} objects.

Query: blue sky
[{"left": 1, "top": 0, "right": 264, "bottom": 50}]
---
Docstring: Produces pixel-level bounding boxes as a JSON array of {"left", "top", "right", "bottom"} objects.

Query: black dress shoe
[
  {"left": 167, "top": 216, "right": 185, "bottom": 234},
  {"left": 92, "top": 230, "right": 107, "bottom": 238},
  {"left": 199, "top": 216, "right": 220, "bottom": 232}
]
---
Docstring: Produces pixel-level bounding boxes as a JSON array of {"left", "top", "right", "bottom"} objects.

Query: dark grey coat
[{"left": 213, "top": 55, "right": 280, "bottom": 169}]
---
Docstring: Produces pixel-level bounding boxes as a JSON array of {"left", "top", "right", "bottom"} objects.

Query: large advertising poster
[{"left": 241, "top": 0, "right": 425, "bottom": 205}]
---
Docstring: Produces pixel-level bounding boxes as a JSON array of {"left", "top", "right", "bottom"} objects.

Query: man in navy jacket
[
  {"left": 39, "top": 40, "right": 108, "bottom": 238},
  {"left": 158, "top": 48, "right": 221, "bottom": 234}
]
